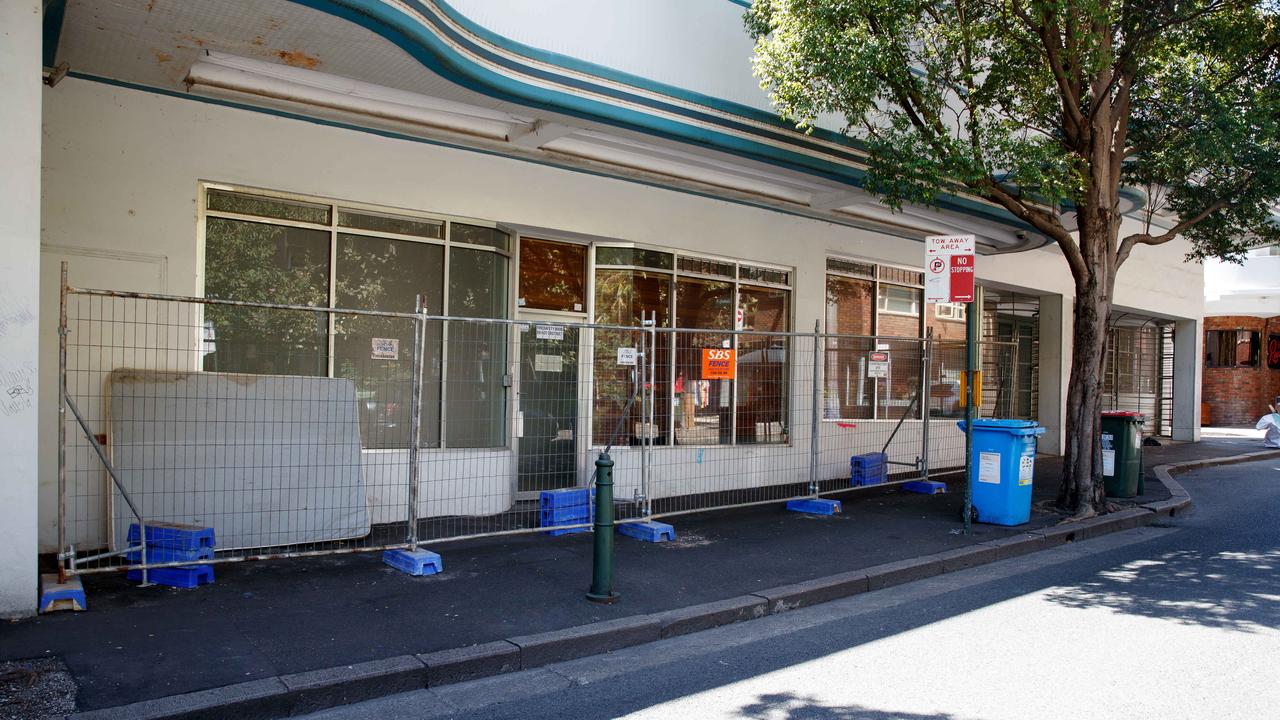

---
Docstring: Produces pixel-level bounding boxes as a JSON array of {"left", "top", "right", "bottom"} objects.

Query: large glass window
[
  {"left": 593, "top": 247, "right": 792, "bottom": 446},
  {"left": 202, "top": 187, "right": 509, "bottom": 449}
]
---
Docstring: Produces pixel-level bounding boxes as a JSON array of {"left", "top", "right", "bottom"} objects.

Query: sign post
[{"left": 926, "top": 235, "right": 977, "bottom": 533}]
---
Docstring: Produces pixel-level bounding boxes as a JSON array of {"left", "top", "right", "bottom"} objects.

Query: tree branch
[{"left": 1115, "top": 198, "right": 1232, "bottom": 266}]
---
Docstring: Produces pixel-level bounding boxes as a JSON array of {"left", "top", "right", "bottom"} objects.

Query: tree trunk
[{"left": 1057, "top": 279, "right": 1111, "bottom": 516}]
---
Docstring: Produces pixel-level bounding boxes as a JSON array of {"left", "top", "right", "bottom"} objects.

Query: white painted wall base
[{"left": 0, "top": 0, "right": 42, "bottom": 619}]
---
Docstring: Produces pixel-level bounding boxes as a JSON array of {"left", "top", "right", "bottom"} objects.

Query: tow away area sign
[{"left": 925, "top": 234, "right": 976, "bottom": 303}]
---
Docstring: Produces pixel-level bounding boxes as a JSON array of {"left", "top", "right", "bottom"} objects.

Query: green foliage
[{"left": 747, "top": 0, "right": 1280, "bottom": 264}]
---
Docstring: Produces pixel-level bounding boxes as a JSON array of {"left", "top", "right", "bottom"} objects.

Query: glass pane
[
  {"left": 739, "top": 265, "right": 790, "bottom": 286},
  {"left": 593, "top": 269, "right": 671, "bottom": 446},
  {"left": 925, "top": 302, "right": 968, "bottom": 341},
  {"left": 334, "top": 233, "right": 444, "bottom": 448},
  {"left": 446, "top": 248, "right": 509, "bottom": 447},
  {"left": 338, "top": 209, "right": 443, "bottom": 239},
  {"left": 737, "top": 286, "right": 789, "bottom": 444},
  {"left": 875, "top": 337, "right": 924, "bottom": 421},
  {"left": 517, "top": 324, "right": 579, "bottom": 491},
  {"left": 674, "top": 278, "right": 734, "bottom": 445},
  {"left": 202, "top": 217, "right": 329, "bottom": 377},
  {"left": 678, "top": 256, "right": 734, "bottom": 278},
  {"left": 596, "top": 246, "right": 674, "bottom": 270},
  {"left": 207, "top": 189, "right": 331, "bottom": 225},
  {"left": 452, "top": 223, "right": 509, "bottom": 251},
  {"left": 823, "top": 276, "right": 874, "bottom": 419},
  {"left": 877, "top": 284, "right": 922, "bottom": 337},
  {"left": 519, "top": 238, "right": 586, "bottom": 312}
]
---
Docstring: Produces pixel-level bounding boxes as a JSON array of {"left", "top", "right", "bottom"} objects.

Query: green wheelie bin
[{"left": 1101, "top": 411, "right": 1145, "bottom": 497}]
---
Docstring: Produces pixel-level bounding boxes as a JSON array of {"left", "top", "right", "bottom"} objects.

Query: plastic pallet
[
  {"left": 545, "top": 526, "right": 591, "bottom": 536},
  {"left": 382, "top": 549, "right": 443, "bottom": 576},
  {"left": 852, "top": 467, "right": 889, "bottom": 486},
  {"left": 786, "top": 498, "right": 842, "bottom": 515},
  {"left": 617, "top": 521, "right": 676, "bottom": 543},
  {"left": 540, "top": 507, "right": 591, "bottom": 525},
  {"left": 127, "top": 523, "right": 215, "bottom": 551},
  {"left": 902, "top": 480, "right": 947, "bottom": 494},
  {"left": 539, "top": 487, "right": 594, "bottom": 509},
  {"left": 851, "top": 452, "right": 889, "bottom": 486},
  {"left": 127, "top": 564, "right": 214, "bottom": 589},
  {"left": 126, "top": 545, "right": 215, "bottom": 564},
  {"left": 39, "top": 574, "right": 87, "bottom": 613}
]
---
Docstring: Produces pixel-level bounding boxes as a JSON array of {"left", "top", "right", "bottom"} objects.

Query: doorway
[{"left": 515, "top": 314, "right": 584, "bottom": 496}]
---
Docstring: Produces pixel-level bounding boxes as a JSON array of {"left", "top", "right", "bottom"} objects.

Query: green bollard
[{"left": 586, "top": 452, "right": 619, "bottom": 604}]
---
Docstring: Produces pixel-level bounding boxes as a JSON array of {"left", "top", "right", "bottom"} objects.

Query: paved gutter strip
[
  {"left": 750, "top": 570, "right": 871, "bottom": 614},
  {"left": 69, "top": 451, "right": 1272, "bottom": 720},
  {"left": 651, "top": 595, "right": 769, "bottom": 638},
  {"left": 418, "top": 641, "right": 522, "bottom": 686},
  {"left": 508, "top": 615, "right": 662, "bottom": 669}
]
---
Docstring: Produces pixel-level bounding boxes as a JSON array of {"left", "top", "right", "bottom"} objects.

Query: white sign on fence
[
  {"left": 925, "top": 234, "right": 976, "bottom": 304},
  {"left": 536, "top": 324, "right": 565, "bottom": 341},
  {"left": 371, "top": 337, "right": 399, "bottom": 360},
  {"left": 867, "top": 350, "right": 889, "bottom": 378},
  {"left": 616, "top": 347, "right": 637, "bottom": 366}
]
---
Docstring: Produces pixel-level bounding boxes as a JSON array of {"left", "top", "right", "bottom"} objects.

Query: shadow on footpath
[
  {"left": 738, "top": 692, "right": 968, "bottom": 720},
  {"left": 1044, "top": 547, "right": 1280, "bottom": 631}
]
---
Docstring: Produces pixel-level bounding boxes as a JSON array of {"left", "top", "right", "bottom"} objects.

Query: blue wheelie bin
[{"left": 957, "top": 419, "right": 1046, "bottom": 526}]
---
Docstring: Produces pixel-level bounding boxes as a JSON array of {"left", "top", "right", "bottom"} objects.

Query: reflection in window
[
  {"left": 674, "top": 278, "right": 733, "bottom": 445},
  {"left": 334, "top": 234, "right": 443, "bottom": 448},
  {"left": 738, "top": 286, "right": 789, "bottom": 443},
  {"left": 203, "top": 217, "right": 330, "bottom": 377},
  {"left": 823, "top": 275, "right": 874, "bottom": 419},
  {"left": 446, "top": 247, "right": 508, "bottom": 447},
  {"left": 593, "top": 269, "right": 671, "bottom": 446},
  {"left": 519, "top": 238, "right": 586, "bottom": 312}
]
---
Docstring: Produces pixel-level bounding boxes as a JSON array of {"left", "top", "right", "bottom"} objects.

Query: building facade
[
  {"left": 1202, "top": 247, "right": 1280, "bottom": 425},
  {"left": 0, "top": 0, "right": 1205, "bottom": 617}
]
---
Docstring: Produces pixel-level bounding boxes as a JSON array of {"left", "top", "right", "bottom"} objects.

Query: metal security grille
[
  {"left": 57, "top": 267, "right": 1025, "bottom": 577},
  {"left": 1103, "top": 318, "right": 1168, "bottom": 435},
  {"left": 1158, "top": 325, "right": 1176, "bottom": 437}
]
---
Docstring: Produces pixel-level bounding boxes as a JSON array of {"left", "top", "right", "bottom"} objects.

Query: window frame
[
  {"left": 590, "top": 241, "right": 794, "bottom": 448},
  {"left": 1204, "top": 328, "right": 1261, "bottom": 368},
  {"left": 198, "top": 181, "right": 513, "bottom": 450}
]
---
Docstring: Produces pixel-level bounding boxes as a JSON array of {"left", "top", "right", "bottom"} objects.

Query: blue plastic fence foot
[
  {"left": 40, "top": 573, "right": 87, "bottom": 613},
  {"left": 618, "top": 521, "right": 676, "bottom": 543},
  {"left": 383, "top": 549, "right": 443, "bottom": 576},
  {"left": 902, "top": 480, "right": 948, "bottom": 495},
  {"left": 786, "top": 498, "right": 842, "bottom": 515}
]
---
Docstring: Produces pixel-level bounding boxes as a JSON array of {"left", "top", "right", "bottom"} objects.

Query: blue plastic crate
[
  {"left": 851, "top": 452, "right": 888, "bottom": 486},
  {"left": 545, "top": 526, "right": 591, "bottom": 536},
  {"left": 125, "top": 545, "right": 214, "bottom": 564},
  {"left": 539, "top": 487, "right": 594, "bottom": 509},
  {"left": 540, "top": 506, "right": 592, "bottom": 524},
  {"left": 127, "top": 564, "right": 214, "bottom": 589},
  {"left": 127, "top": 523, "right": 215, "bottom": 551}
]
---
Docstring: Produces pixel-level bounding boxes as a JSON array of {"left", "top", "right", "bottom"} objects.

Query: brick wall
[{"left": 1202, "top": 315, "right": 1280, "bottom": 425}]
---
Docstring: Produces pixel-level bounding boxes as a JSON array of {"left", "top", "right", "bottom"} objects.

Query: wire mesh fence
[{"left": 58, "top": 269, "right": 1025, "bottom": 576}]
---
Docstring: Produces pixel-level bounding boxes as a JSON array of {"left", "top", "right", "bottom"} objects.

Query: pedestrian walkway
[{"left": 0, "top": 439, "right": 1250, "bottom": 713}]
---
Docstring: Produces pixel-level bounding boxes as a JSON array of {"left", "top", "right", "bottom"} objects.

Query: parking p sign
[{"left": 925, "top": 234, "right": 976, "bottom": 303}]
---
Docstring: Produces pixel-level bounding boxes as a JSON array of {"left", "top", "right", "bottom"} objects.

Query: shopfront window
[
  {"left": 518, "top": 238, "right": 587, "bottom": 313},
  {"left": 202, "top": 186, "right": 509, "bottom": 449}
]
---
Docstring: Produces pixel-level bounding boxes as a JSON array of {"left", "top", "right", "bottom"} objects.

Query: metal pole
[
  {"left": 586, "top": 452, "right": 618, "bottom": 603},
  {"left": 644, "top": 311, "right": 657, "bottom": 517},
  {"left": 57, "top": 263, "right": 69, "bottom": 581},
  {"left": 920, "top": 331, "right": 931, "bottom": 482},
  {"left": 809, "top": 319, "right": 821, "bottom": 497},
  {"left": 963, "top": 288, "right": 981, "bottom": 534},
  {"left": 406, "top": 295, "right": 425, "bottom": 546},
  {"left": 637, "top": 319, "right": 648, "bottom": 516}
]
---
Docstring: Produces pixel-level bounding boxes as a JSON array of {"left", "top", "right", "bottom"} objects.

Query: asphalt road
[{"left": 301, "top": 457, "right": 1280, "bottom": 720}]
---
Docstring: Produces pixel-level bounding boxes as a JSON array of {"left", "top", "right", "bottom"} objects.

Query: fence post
[
  {"left": 57, "top": 262, "right": 69, "bottom": 580},
  {"left": 642, "top": 311, "right": 657, "bottom": 518},
  {"left": 809, "top": 320, "right": 821, "bottom": 497},
  {"left": 587, "top": 452, "right": 618, "bottom": 603},
  {"left": 406, "top": 295, "right": 425, "bottom": 547},
  {"left": 920, "top": 332, "right": 931, "bottom": 482}
]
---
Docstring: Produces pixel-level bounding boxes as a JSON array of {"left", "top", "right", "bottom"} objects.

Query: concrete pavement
[{"left": 296, "top": 456, "right": 1280, "bottom": 720}]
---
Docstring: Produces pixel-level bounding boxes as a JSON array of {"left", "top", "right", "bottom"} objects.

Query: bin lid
[
  {"left": 1101, "top": 411, "right": 1146, "bottom": 420},
  {"left": 956, "top": 418, "right": 1045, "bottom": 435}
]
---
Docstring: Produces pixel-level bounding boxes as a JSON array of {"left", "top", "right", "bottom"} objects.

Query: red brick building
[{"left": 1201, "top": 315, "right": 1280, "bottom": 425}]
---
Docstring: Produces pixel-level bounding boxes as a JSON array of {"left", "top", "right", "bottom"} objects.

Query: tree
[{"left": 747, "top": 0, "right": 1280, "bottom": 516}]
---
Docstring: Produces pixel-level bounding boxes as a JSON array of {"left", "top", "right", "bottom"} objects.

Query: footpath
[{"left": 2, "top": 434, "right": 1275, "bottom": 719}]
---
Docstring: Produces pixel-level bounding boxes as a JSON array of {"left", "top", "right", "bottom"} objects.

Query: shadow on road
[
  {"left": 738, "top": 692, "right": 965, "bottom": 720},
  {"left": 1044, "top": 548, "right": 1280, "bottom": 631}
]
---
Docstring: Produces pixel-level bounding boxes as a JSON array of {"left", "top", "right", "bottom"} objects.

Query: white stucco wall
[
  {"left": 1, "top": 0, "right": 42, "bottom": 618},
  {"left": 37, "top": 77, "right": 1205, "bottom": 552}
]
